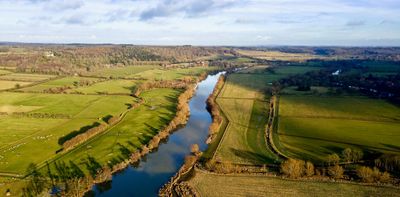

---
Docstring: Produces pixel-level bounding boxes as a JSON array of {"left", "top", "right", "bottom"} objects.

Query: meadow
[
  {"left": 188, "top": 170, "right": 400, "bottom": 197},
  {"left": 68, "top": 79, "right": 137, "bottom": 94},
  {"left": 0, "top": 92, "right": 134, "bottom": 174},
  {"left": 276, "top": 95, "right": 400, "bottom": 163},
  {"left": 47, "top": 88, "right": 180, "bottom": 173},
  {"left": 213, "top": 65, "right": 322, "bottom": 164},
  {"left": 19, "top": 76, "right": 99, "bottom": 92},
  {"left": 85, "top": 65, "right": 158, "bottom": 78}
]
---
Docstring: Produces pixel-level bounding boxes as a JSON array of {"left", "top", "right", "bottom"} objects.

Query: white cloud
[{"left": 0, "top": 0, "right": 399, "bottom": 45}]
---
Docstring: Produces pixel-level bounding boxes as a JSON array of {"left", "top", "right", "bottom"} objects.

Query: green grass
[
  {"left": 215, "top": 98, "right": 279, "bottom": 164},
  {"left": 0, "top": 80, "right": 32, "bottom": 90},
  {"left": 276, "top": 95, "right": 400, "bottom": 163},
  {"left": 188, "top": 170, "right": 400, "bottom": 197},
  {"left": 221, "top": 66, "right": 320, "bottom": 99},
  {"left": 0, "top": 92, "right": 134, "bottom": 174},
  {"left": 86, "top": 65, "right": 158, "bottom": 78},
  {"left": 48, "top": 88, "right": 180, "bottom": 174},
  {"left": 279, "top": 95, "right": 400, "bottom": 121},
  {"left": 68, "top": 79, "right": 137, "bottom": 94},
  {"left": 133, "top": 67, "right": 215, "bottom": 80},
  {"left": 20, "top": 76, "right": 98, "bottom": 92},
  {"left": 0, "top": 73, "right": 55, "bottom": 82}
]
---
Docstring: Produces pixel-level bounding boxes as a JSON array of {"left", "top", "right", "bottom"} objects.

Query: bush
[
  {"left": 305, "top": 161, "right": 314, "bottom": 177},
  {"left": 326, "top": 153, "right": 340, "bottom": 166},
  {"left": 379, "top": 171, "right": 391, "bottom": 183},
  {"left": 342, "top": 148, "right": 352, "bottom": 163},
  {"left": 280, "top": 158, "right": 305, "bottom": 179},
  {"left": 357, "top": 166, "right": 374, "bottom": 183},
  {"left": 328, "top": 165, "right": 344, "bottom": 179}
]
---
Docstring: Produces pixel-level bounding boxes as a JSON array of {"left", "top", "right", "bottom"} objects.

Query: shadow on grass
[
  {"left": 58, "top": 122, "right": 101, "bottom": 145},
  {"left": 229, "top": 148, "right": 276, "bottom": 164}
]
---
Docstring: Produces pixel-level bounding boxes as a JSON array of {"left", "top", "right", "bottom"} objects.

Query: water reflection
[{"left": 92, "top": 72, "right": 224, "bottom": 197}]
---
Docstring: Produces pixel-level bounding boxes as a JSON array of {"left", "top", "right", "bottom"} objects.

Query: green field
[
  {"left": 48, "top": 88, "right": 180, "bottom": 173},
  {"left": 20, "top": 76, "right": 99, "bottom": 92},
  {"left": 86, "top": 65, "right": 158, "bottom": 78},
  {"left": 0, "top": 92, "right": 134, "bottom": 174},
  {"left": 69, "top": 79, "right": 137, "bottom": 94},
  {"left": 0, "top": 73, "right": 55, "bottom": 82},
  {"left": 188, "top": 170, "right": 400, "bottom": 197},
  {"left": 276, "top": 95, "right": 400, "bottom": 163},
  {"left": 133, "top": 67, "right": 214, "bottom": 80},
  {"left": 0, "top": 80, "right": 32, "bottom": 90},
  {"left": 213, "top": 66, "right": 322, "bottom": 164}
]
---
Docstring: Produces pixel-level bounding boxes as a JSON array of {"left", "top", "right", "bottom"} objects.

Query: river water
[{"left": 92, "top": 72, "right": 224, "bottom": 197}]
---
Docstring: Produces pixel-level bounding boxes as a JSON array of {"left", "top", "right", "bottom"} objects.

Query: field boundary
[{"left": 265, "top": 96, "right": 288, "bottom": 160}]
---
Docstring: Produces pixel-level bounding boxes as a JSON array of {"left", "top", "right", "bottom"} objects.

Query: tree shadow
[
  {"left": 229, "top": 148, "right": 276, "bottom": 164},
  {"left": 84, "top": 156, "right": 102, "bottom": 178},
  {"left": 58, "top": 122, "right": 100, "bottom": 145}
]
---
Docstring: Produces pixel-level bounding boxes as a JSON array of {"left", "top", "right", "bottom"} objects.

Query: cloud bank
[{"left": 0, "top": 0, "right": 399, "bottom": 45}]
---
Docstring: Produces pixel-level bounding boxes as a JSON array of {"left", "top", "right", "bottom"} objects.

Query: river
[{"left": 91, "top": 72, "right": 224, "bottom": 196}]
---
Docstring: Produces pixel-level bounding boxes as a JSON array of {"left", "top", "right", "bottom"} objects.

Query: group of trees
[
  {"left": 280, "top": 159, "right": 317, "bottom": 179},
  {"left": 0, "top": 45, "right": 223, "bottom": 75},
  {"left": 356, "top": 166, "right": 391, "bottom": 183},
  {"left": 12, "top": 112, "right": 71, "bottom": 119},
  {"left": 62, "top": 123, "right": 108, "bottom": 151},
  {"left": 273, "top": 61, "right": 400, "bottom": 103},
  {"left": 206, "top": 76, "right": 225, "bottom": 143},
  {"left": 133, "top": 79, "right": 192, "bottom": 97},
  {"left": 279, "top": 148, "right": 393, "bottom": 184}
]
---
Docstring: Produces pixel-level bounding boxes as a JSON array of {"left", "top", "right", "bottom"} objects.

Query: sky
[{"left": 0, "top": 0, "right": 399, "bottom": 46}]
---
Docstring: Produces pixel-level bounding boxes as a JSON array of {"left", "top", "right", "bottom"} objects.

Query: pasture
[
  {"left": 20, "top": 76, "right": 99, "bottom": 92},
  {"left": 0, "top": 80, "right": 31, "bottom": 90},
  {"left": 213, "top": 65, "right": 322, "bottom": 164},
  {"left": 188, "top": 170, "right": 400, "bottom": 197},
  {"left": 0, "top": 73, "right": 55, "bottom": 82},
  {"left": 276, "top": 95, "right": 400, "bottom": 163},
  {"left": 0, "top": 92, "right": 134, "bottom": 174},
  {"left": 132, "top": 66, "right": 215, "bottom": 80},
  {"left": 86, "top": 65, "right": 158, "bottom": 78},
  {"left": 50, "top": 88, "right": 180, "bottom": 173},
  {"left": 235, "top": 49, "right": 319, "bottom": 61},
  {"left": 69, "top": 79, "right": 137, "bottom": 94}
]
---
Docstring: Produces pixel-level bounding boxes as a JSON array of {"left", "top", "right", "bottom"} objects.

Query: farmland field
[
  {"left": 188, "top": 170, "right": 400, "bottom": 197},
  {"left": 276, "top": 95, "right": 400, "bottom": 163},
  {"left": 0, "top": 73, "right": 55, "bottom": 82},
  {"left": 49, "top": 88, "right": 180, "bottom": 173},
  {"left": 213, "top": 65, "right": 322, "bottom": 164},
  {"left": 0, "top": 80, "right": 32, "bottom": 90},
  {"left": 235, "top": 49, "right": 319, "bottom": 61},
  {"left": 133, "top": 67, "right": 215, "bottom": 80},
  {"left": 68, "top": 79, "right": 137, "bottom": 94},
  {"left": 19, "top": 76, "right": 99, "bottom": 92},
  {"left": 85, "top": 65, "right": 158, "bottom": 78},
  {"left": 0, "top": 92, "right": 134, "bottom": 174}
]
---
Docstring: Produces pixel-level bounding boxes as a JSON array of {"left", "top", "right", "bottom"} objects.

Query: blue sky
[{"left": 0, "top": 0, "right": 399, "bottom": 46}]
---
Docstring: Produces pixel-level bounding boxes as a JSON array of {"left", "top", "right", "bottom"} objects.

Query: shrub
[
  {"left": 326, "top": 153, "right": 340, "bottom": 166},
  {"left": 328, "top": 165, "right": 344, "bottom": 179},
  {"left": 351, "top": 149, "right": 363, "bottom": 163},
  {"left": 379, "top": 171, "right": 391, "bottom": 183},
  {"left": 342, "top": 148, "right": 352, "bottom": 163},
  {"left": 280, "top": 158, "right": 305, "bottom": 179},
  {"left": 305, "top": 161, "right": 314, "bottom": 177},
  {"left": 357, "top": 166, "right": 374, "bottom": 183}
]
